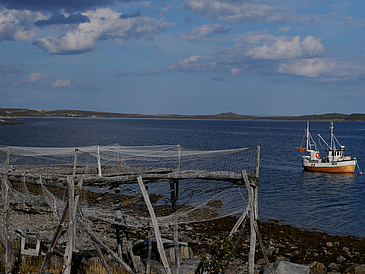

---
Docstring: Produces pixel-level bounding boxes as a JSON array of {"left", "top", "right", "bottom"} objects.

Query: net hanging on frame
[{"left": 0, "top": 144, "right": 259, "bottom": 249}]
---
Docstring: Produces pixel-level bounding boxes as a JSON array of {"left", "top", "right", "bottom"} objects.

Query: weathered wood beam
[
  {"left": 83, "top": 170, "right": 247, "bottom": 187},
  {"left": 4, "top": 169, "right": 250, "bottom": 189}
]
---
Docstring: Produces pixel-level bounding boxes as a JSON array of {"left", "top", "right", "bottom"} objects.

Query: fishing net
[{"left": 0, "top": 144, "right": 259, "bottom": 250}]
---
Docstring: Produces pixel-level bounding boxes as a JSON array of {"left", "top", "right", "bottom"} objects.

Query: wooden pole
[
  {"left": 3, "top": 180, "right": 12, "bottom": 273},
  {"left": 39, "top": 201, "right": 69, "bottom": 274},
  {"left": 137, "top": 176, "right": 172, "bottom": 274},
  {"left": 172, "top": 146, "right": 181, "bottom": 273},
  {"left": 97, "top": 146, "right": 102, "bottom": 177},
  {"left": 146, "top": 183, "right": 152, "bottom": 274},
  {"left": 114, "top": 186, "right": 124, "bottom": 259},
  {"left": 114, "top": 185, "right": 138, "bottom": 271},
  {"left": 77, "top": 204, "right": 113, "bottom": 274},
  {"left": 241, "top": 170, "right": 256, "bottom": 274},
  {"left": 63, "top": 176, "right": 75, "bottom": 274},
  {"left": 229, "top": 205, "right": 249, "bottom": 238},
  {"left": 254, "top": 146, "right": 260, "bottom": 179},
  {"left": 254, "top": 146, "right": 260, "bottom": 219},
  {"left": 94, "top": 242, "right": 113, "bottom": 274},
  {"left": 170, "top": 181, "right": 180, "bottom": 274},
  {"left": 63, "top": 175, "right": 84, "bottom": 273},
  {"left": 77, "top": 217, "right": 135, "bottom": 274},
  {"left": 3, "top": 147, "right": 12, "bottom": 273}
]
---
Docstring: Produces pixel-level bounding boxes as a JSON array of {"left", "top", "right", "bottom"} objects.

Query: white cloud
[
  {"left": 278, "top": 58, "right": 365, "bottom": 78},
  {"left": 164, "top": 34, "right": 365, "bottom": 81},
  {"left": 33, "top": 7, "right": 174, "bottom": 54},
  {"left": 52, "top": 78, "right": 72, "bottom": 87},
  {"left": 246, "top": 35, "right": 324, "bottom": 59},
  {"left": 26, "top": 72, "right": 50, "bottom": 83},
  {"left": 180, "top": 23, "right": 230, "bottom": 42},
  {"left": 0, "top": 8, "right": 46, "bottom": 41},
  {"left": 182, "top": 0, "right": 296, "bottom": 23},
  {"left": 278, "top": 26, "right": 290, "bottom": 32}
]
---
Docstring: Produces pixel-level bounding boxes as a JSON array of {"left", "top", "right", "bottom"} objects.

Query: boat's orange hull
[{"left": 303, "top": 164, "right": 355, "bottom": 173}]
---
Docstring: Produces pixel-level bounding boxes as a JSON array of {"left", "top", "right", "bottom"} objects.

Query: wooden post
[
  {"left": 3, "top": 180, "right": 12, "bottom": 273},
  {"left": 229, "top": 205, "right": 249, "bottom": 237},
  {"left": 114, "top": 185, "right": 138, "bottom": 271},
  {"left": 63, "top": 175, "right": 83, "bottom": 274},
  {"left": 241, "top": 170, "right": 256, "bottom": 274},
  {"left": 3, "top": 147, "right": 12, "bottom": 273},
  {"left": 114, "top": 186, "right": 124, "bottom": 259},
  {"left": 137, "top": 176, "right": 172, "bottom": 274},
  {"left": 63, "top": 176, "right": 75, "bottom": 274},
  {"left": 146, "top": 183, "right": 152, "bottom": 274},
  {"left": 77, "top": 204, "right": 113, "bottom": 274},
  {"left": 170, "top": 181, "right": 180, "bottom": 274},
  {"left": 97, "top": 146, "right": 102, "bottom": 177},
  {"left": 172, "top": 145, "right": 181, "bottom": 273},
  {"left": 73, "top": 149, "right": 78, "bottom": 177},
  {"left": 39, "top": 201, "right": 69, "bottom": 274},
  {"left": 77, "top": 217, "right": 135, "bottom": 274},
  {"left": 94, "top": 242, "right": 113, "bottom": 274},
  {"left": 176, "top": 145, "right": 181, "bottom": 170},
  {"left": 254, "top": 146, "right": 260, "bottom": 179},
  {"left": 254, "top": 146, "right": 260, "bottom": 219}
]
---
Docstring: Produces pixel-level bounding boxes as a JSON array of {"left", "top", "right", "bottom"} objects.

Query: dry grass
[{"left": 0, "top": 243, "right": 129, "bottom": 274}]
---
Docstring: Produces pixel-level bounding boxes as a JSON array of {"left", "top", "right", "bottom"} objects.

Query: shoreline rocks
[{"left": 3, "top": 205, "right": 365, "bottom": 273}]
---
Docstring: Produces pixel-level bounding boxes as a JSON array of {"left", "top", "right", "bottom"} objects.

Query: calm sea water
[{"left": 1, "top": 118, "right": 364, "bottom": 238}]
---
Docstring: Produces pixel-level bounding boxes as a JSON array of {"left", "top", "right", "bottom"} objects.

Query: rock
[
  {"left": 275, "top": 256, "right": 289, "bottom": 262},
  {"left": 337, "top": 255, "right": 347, "bottom": 262},
  {"left": 343, "top": 264, "right": 365, "bottom": 274},
  {"left": 328, "top": 263, "right": 340, "bottom": 271},
  {"left": 172, "top": 259, "right": 201, "bottom": 274},
  {"left": 260, "top": 261, "right": 310, "bottom": 274},
  {"left": 309, "top": 261, "right": 327, "bottom": 274}
]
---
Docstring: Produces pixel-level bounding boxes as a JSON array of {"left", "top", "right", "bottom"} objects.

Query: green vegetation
[{"left": 199, "top": 236, "right": 236, "bottom": 274}]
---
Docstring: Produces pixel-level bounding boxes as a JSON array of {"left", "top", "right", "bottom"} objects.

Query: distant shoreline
[{"left": 1, "top": 108, "right": 365, "bottom": 122}]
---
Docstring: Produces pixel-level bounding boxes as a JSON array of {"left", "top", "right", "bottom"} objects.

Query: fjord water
[{"left": 1, "top": 118, "right": 364, "bottom": 238}]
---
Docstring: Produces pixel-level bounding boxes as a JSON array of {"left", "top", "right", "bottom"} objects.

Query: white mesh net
[{"left": 0, "top": 144, "right": 259, "bottom": 251}]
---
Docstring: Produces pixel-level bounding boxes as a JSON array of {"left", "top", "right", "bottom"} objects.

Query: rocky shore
[
  {"left": 2, "top": 182, "right": 364, "bottom": 274},
  {"left": 2, "top": 209, "right": 365, "bottom": 273},
  {"left": 182, "top": 217, "right": 365, "bottom": 273}
]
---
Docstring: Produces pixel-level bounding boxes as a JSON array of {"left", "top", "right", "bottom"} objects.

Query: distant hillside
[{"left": 1, "top": 108, "right": 365, "bottom": 122}]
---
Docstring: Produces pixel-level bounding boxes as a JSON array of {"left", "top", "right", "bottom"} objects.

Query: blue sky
[{"left": 0, "top": 0, "right": 364, "bottom": 116}]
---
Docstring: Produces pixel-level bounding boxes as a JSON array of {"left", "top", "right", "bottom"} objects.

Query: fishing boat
[{"left": 296, "top": 122, "right": 356, "bottom": 173}]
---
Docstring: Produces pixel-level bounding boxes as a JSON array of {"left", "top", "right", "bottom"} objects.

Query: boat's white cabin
[
  {"left": 327, "top": 147, "right": 346, "bottom": 162},
  {"left": 307, "top": 149, "right": 320, "bottom": 161}
]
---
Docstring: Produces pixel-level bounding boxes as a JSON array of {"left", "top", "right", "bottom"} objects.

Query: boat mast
[
  {"left": 330, "top": 121, "right": 334, "bottom": 150},
  {"left": 306, "top": 121, "right": 309, "bottom": 150}
]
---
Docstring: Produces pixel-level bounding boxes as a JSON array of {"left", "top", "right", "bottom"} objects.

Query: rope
[
  {"left": 355, "top": 158, "right": 362, "bottom": 174},
  {"left": 317, "top": 136, "right": 326, "bottom": 151}
]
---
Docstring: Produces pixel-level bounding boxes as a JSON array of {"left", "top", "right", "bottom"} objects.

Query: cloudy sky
[{"left": 0, "top": 0, "right": 364, "bottom": 116}]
